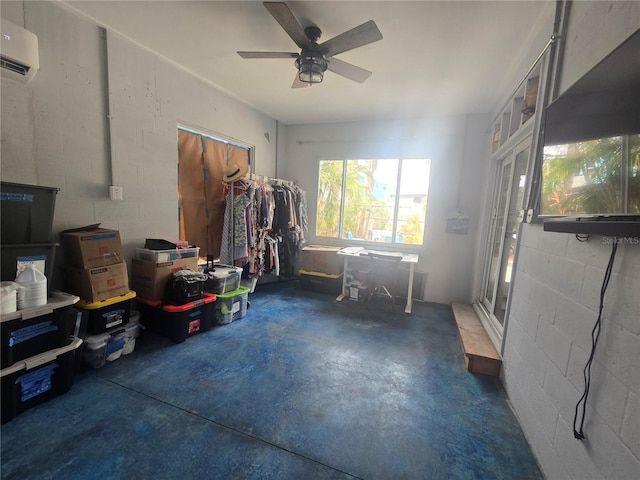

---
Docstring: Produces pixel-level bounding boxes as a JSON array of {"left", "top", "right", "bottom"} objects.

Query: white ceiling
[{"left": 59, "top": 0, "right": 552, "bottom": 126}]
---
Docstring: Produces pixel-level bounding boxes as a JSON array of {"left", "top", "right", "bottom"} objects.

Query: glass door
[{"left": 481, "top": 142, "right": 530, "bottom": 338}]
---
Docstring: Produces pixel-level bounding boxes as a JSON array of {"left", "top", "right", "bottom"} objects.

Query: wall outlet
[{"left": 109, "top": 185, "right": 123, "bottom": 201}]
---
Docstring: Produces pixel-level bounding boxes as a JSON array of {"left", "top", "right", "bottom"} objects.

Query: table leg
[
  {"left": 336, "top": 256, "right": 349, "bottom": 302},
  {"left": 405, "top": 263, "right": 415, "bottom": 314}
]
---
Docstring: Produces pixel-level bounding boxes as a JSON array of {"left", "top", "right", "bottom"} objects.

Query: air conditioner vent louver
[
  {"left": 0, "top": 18, "right": 39, "bottom": 82},
  {"left": 0, "top": 56, "right": 29, "bottom": 76}
]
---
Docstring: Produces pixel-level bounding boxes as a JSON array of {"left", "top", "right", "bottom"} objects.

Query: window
[
  {"left": 316, "top": 158, "right": 431, "bottom": 245},
  {"left": 541, "top": 133, "right": 640, "bottom": 216}
]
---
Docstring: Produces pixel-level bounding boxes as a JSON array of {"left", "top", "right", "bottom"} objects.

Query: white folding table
[{"left": 335, "top": 247, "right": 420, "bottom": 314}]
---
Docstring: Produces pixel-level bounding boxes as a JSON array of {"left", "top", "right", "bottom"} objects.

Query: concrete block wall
[
  {"left": 505, "top": 225, "right": 639, "bottom": 479},
  {"left": 499, "top": 4, "right": 639, "bottom": 478},
  {"left": 1, "top": 1, "right": 278, "bottom": 288}
]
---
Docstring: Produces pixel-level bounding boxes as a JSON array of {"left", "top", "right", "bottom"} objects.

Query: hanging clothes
[
  {"left": 221, "top": 174, "right": 307, "bottom": 279},
  {"left": 220, "top": 180, "right": 251, "bottom": 265}
]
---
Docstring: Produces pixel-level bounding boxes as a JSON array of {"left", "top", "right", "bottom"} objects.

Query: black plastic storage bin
[
  {"left": 0, "top": 182, "right": 59, "bottom": 244},
  {"left": 0, "top": 290, "right": 79, "bottom": 369},
  {"left": 137, "top": 293, "right": 216, "bottom": 343},
  {"left": 299, "top": 270, "right": 344, "bottom": 295},
  {"left": 0, "top": 243, "right": 58, "bottom": 295},
  {"left": 75, "top": 291, "right": 136, "bottom": 334},
  {"left": 1, "top": 336, "right": 82, "bottom": 424}
]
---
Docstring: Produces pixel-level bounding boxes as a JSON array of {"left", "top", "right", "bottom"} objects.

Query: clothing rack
[
  {"left": 221, "top": 173, "right": 308, "bottom": 279},
  {"left": 248, "top": 173, "right": 296, "bottom": 187}
]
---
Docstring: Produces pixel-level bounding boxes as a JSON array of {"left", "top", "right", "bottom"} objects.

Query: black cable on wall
[{"left": 572, "top": 238, "right": 618, "bottom": 440}]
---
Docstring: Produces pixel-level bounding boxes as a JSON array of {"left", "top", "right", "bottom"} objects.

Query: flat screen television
[{"left": 541, "top": 28, "right": 640, "bottom": 237}]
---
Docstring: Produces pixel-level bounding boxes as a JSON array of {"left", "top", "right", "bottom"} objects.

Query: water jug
[{"left": 15, "top": 265, "right": 47, "bottom": 310}]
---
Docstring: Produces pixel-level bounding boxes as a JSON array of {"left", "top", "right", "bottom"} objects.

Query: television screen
[{"left": 541, "top": 134, "right": 640, "bottom": 216}]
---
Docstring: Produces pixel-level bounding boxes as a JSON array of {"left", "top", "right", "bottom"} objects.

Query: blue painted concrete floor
[{"left": 1, "top": 283, "right": 543, "bottom": 479}]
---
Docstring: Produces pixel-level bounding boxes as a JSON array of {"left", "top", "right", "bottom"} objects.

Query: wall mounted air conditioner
[{"left": 1, "top": 18, "right": 39, "bottom": 82}]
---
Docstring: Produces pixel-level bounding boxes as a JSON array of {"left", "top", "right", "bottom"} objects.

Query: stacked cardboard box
[
  {"left": 300, "top": 246, "right": 343, "bottom": 275},
  {"left": 131, "top": 245, "right": 211, "bottom": 343},
  {"left": 60, "top": 225, "right": 129, "bottom": 303},
  {"left": 299, "top": 246, "right": 343, "bottom": 295},
  {"left": 130, "top": 255, "right": 199, "bottom": 302}
]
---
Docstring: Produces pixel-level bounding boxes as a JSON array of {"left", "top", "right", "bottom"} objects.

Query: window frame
[{"left": 315, "top": 157, "right": 431, "bottom": 247}]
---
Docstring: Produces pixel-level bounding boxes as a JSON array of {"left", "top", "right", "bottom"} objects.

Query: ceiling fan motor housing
[{"left": 304, "top": 25, "right": 322, "bottom": 43}]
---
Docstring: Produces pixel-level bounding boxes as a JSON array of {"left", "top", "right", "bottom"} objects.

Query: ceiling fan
[{"left": 238, "top": 2, "right": 383, "bottom": 88}]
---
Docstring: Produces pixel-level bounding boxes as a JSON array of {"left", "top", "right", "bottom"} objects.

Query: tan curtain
[{"left": 178, "top": 130, "right": 249, "bottom": 259}]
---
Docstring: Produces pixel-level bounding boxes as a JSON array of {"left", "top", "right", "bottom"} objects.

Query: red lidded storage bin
[{"left": 136, "top": 292, "right": 216, "bottom": 343}]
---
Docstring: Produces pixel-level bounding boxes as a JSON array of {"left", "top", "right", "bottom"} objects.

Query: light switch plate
[{"left": 109, "top": 185, "right": 123, "bottom": 201}]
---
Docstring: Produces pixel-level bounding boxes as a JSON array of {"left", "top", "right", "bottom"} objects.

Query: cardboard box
[
  {"left": 64, "top": 262, "right": 129, "bottom": 303},
  {"left": 60, "top": 224, "right": 123, "bottom": 269},
  {"left": 301, "top": 246, "right": 343, "bottom": 275},
  {"left": 130, "top": 256, "right": 199, "bottom": 301}
]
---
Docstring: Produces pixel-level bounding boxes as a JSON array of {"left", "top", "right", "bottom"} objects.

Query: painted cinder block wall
[
  {"left": 501, "top": 2, "right": 640, "bottom": 479},
  {"left": 1, "top": 1, "right": 638, "bottom": 478},
  {"left": 0, "top": 0, "right": 278, "bottom": 282}
]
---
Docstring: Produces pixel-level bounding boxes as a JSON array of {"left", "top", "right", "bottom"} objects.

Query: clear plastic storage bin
[
  {"left": 135, "top": 247, "right": 200, "bottom": 262},
  {"left": 82, "top": 322, "right": 141, "bottom": 369},
  {"left": 203, "top": 264, "right": 242, "bottom": 295},
  {"left": 214, "top": 286, "right": 249, "bottom": 325}
]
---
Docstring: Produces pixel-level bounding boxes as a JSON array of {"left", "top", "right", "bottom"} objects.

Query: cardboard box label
[
  {"left": 80, "top": 232, "right": 118, "bottom": 241},
  {"left": 16, "top": 255, "right": 47, "bottom": 276}
]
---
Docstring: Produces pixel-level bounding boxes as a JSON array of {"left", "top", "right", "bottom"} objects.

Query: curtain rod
[
  {"left": 490, "top": 35, "right": 557, "bottom": 129},
  {"left": 178, "top": 126, "right": 250, "bottom": 151}
]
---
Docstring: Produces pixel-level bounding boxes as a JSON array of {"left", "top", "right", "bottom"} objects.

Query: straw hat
[{"left": 222, "top": 163, "right": 249, "bottom": 183}]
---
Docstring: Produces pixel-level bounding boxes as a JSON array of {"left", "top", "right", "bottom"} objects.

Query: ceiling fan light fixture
[
  {"left": 296, "top": 55, "right": 327, "bottom": 84},
  {"left": 240, "top": 3, "right": 383, "bottom": 88}
]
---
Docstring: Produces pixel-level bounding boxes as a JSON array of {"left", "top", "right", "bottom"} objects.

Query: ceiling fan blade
[
  {"left": 291, "top": 74, "right": 309, "bottom": 89},
  {"left": 238, "top": 51, "right": 299, "bottom": 59},
  {"left": 327, "top": 57, "right": 372, "bottom": 83},
  {"left": 319, "top": 20, "right": 383, "bottom": 57},
  {"left": 263, "top": 2, "right": 309, "bottom": 49}
]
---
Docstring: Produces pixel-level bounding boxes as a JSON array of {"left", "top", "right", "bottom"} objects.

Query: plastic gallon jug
[
  {"left": 0, "top": 281, "right": 19, "bottom": 314},
  {"left": 15, "top": 265, "right": 47, "bottom": 310}
]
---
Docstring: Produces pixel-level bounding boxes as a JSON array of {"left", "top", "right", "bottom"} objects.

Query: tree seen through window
[{"left": 316, "top": 158, "right": 430, "bottom": 245}]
